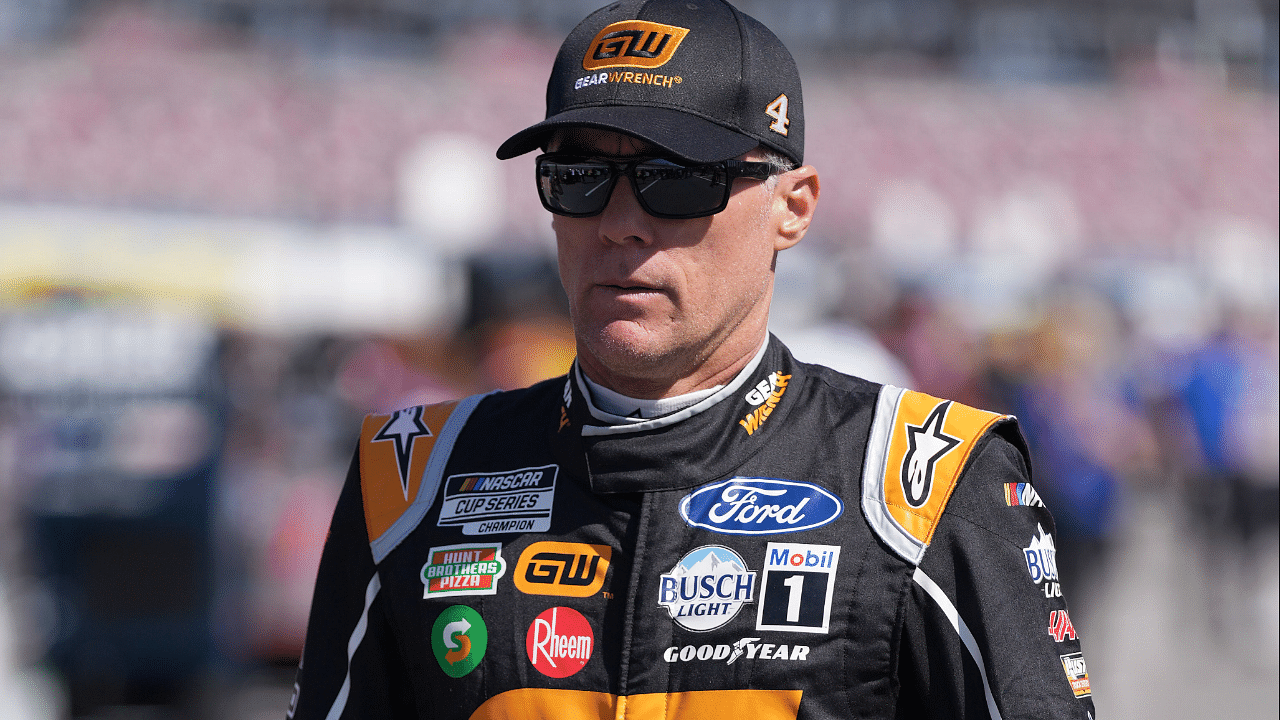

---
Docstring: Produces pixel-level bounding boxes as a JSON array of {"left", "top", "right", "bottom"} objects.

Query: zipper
[{"left": 614, "top": 490, "right": 653, "bottom": 719}]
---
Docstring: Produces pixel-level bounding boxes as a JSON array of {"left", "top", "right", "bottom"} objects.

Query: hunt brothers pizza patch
[{"left": 421, "top": 543, "right": 507, "bottom": 598}]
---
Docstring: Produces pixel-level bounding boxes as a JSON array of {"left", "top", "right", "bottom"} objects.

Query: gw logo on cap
[{"left": 584, "top": 21, "right": 690, "bottom": 71}]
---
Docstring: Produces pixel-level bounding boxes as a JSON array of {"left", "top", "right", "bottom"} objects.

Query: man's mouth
[{"left": 600, "top": 282, "right": 663, "bottom": 293}]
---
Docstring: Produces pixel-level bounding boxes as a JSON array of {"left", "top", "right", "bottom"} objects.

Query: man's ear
[{"left": 774, "top": 166, "right": 820, "bottom": 251}]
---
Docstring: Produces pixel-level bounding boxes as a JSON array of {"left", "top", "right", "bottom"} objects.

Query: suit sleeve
[
  {"left": 288, "top": 448, "right": 419, "bottom": 719},
  {"left": 896, "top": 425, "right": 1097, "bottom": 720}
]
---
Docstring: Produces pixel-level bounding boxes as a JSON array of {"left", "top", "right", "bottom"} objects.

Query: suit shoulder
[
  {"left": 357, "top": 395, "right": 489, "bottom": 557},
  {"left": 798, "top": 357, "right": 884, "bottom": 394},
  {"left": 791, "top": 359, "right": 885, "bottom": 424},
  {"left": 859, "top": 386, "right": 1013, "bottom": 565},
  {"left": 466, "top": 375, "right": 566, "bottom": 420}
]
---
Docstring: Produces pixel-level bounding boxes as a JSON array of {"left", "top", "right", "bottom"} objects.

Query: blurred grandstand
[{"left": 0, "top": 0, "right": 1276, "bottom": 718}]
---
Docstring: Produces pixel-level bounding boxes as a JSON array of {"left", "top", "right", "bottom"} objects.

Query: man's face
[{"left": 549, "top": 128, "right": 797, "bottom": 397}]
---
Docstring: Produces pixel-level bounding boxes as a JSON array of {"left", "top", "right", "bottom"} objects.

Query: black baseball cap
[{"left": 496, "top": 0, "right": 803, "bottom": 166}]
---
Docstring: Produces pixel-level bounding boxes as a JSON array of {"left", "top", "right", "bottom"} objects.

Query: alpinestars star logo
[
  {"left": 372, "top": 407, "right": 432, "bottom": 499},
  {"left": 901, "top": 401, "right": 961, "bottom": 508}
]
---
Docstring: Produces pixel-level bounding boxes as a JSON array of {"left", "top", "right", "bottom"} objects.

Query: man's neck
[
  {"left": 575, "top": 332, "right": 770, "bottom": 399},
  {"left": 575, "top": 338, "right": 771, "bottom": 426},
  {"left": 580, "top": 374, "right": 723, "bottom": 421}
]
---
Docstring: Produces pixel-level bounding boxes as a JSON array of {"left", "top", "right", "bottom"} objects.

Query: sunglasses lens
[
  {"left": 538, "top": 158, "right": 615, "bottom": 216},
  {"left": 536, "top": 155, "right": 741, "bottom": 218},
  {"left": 633, "top": 161, "right": 727, "bottom": 218}
]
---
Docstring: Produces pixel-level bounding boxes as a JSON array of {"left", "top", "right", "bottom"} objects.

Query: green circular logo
[{"left": 431, "top": 605, "right": 488, "bottom": 678}]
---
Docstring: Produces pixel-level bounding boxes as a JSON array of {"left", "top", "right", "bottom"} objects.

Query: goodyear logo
[
  {"left": 583, "top": 20, "right": 690, "bottom": 71},
  {"left": 515, "top": 541, "right": 611, "bottom": 597},
  {"left": 663, "top": 638, "right": 810, "bottom": 665}
]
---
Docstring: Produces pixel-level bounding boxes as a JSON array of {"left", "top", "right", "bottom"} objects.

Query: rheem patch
[{"left": 526, "top": 606, "right": 594, "bottom": 678}]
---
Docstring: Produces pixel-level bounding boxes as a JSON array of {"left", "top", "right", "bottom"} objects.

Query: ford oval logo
[{"left": 679, "top": 478, "right": 843, "bottom": 535}]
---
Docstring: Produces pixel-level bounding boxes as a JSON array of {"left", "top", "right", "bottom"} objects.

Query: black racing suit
[{"left": 290, "top": 336, "right": 1096, "bottom": 719}]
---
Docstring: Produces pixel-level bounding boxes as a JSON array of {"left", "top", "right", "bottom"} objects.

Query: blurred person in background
[
  {"left": 290, "top": 1, "right": 1095, "bottom": 718},
  {"left": 1156, "top": 303, "right": 1280, "bottom": 642},
  {"left": 1174, "top": 308, "right": 1279, "bottom": 545},
  {"left": 985, "top": 289, "right": 1160, "bottom": 620}
]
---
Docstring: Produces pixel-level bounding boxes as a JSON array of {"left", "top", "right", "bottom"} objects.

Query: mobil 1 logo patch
[
  {"left": 756, "top": 543, "right": 840, "bottom": 634},
  {"left": 437, "top": 464, "right": 557, "bottom": 535}
]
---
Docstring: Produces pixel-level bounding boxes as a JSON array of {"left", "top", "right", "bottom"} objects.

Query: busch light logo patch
[
  {"left": 1024, "top": 524, "right": 1059, "bottom": 585},
  {"left": 437, "top": 465, "right": 557, "bottom": 535},
  {"left": 679, "top": 478, "right": 843, "bottom": 535},
  {"left": 658, "top": 546, "right": 756, "bottom": 632}
]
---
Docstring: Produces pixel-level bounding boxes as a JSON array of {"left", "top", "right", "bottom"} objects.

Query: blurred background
[{"left": 0, "top": 0, "right": 1275, "bottom": 718}]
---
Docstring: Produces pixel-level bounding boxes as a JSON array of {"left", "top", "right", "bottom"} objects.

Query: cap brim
[{"left": 496, "top": 106, "right": 760, "bottom": 163}]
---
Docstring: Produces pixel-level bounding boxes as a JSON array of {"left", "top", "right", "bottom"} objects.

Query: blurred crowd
[{"left": 0, "top": 1, "right": 1276, "bottom": 718}]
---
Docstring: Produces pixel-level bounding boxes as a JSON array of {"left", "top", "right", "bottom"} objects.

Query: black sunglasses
[{"left": 535, "top": 153, "right": 775, "bottom": 220}]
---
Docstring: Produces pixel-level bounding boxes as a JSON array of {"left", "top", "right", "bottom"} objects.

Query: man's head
[{"left": 497, "top": 0, "right": 818, "bottom": 398}]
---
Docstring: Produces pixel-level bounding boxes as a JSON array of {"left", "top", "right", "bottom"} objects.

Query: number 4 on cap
[{"left": 765, "top": 94, "right": 789, "bottom": 136}]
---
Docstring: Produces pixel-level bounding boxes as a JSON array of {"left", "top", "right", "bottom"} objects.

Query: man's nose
[{"left": 597, "top": 174, "right": 653, "bottom": 246}]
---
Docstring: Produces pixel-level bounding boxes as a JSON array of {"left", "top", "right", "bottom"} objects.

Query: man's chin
[{"left": 580, "top": 324, "right": 688, "bottom": 381}]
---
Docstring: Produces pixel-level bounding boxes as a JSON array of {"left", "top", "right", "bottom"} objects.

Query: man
[{"left": 290, "top": 1, "right": 1096, "bottom": 718}]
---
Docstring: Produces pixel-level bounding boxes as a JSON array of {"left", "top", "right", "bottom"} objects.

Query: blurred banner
[{"left": 0, "top": 205, "right": 465, "bottom": 335}]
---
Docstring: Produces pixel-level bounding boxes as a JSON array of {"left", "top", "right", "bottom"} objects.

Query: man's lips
[{"left": 597, "top": 281, "right": 664, "bottom": 293}]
